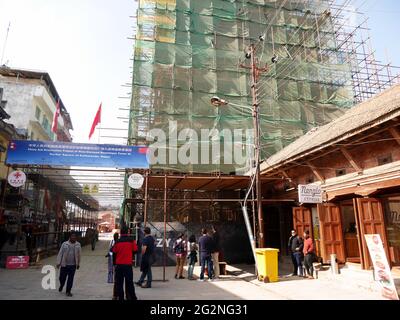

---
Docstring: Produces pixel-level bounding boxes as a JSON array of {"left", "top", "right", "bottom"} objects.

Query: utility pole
[{"left": 241, "top": 43, "right": 268, "bottom": 248}]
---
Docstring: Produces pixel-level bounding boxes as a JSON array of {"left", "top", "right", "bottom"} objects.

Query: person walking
[
  {"left": 106, "top": 232, "right": 119, "bottom": 300},
  {"left": 136, "top": 227, "right": 155, "bottom": 288},
  {"left": 303, "top": 230, "right": 315, "bottom": 279},
  {"left": 288, "top": 230, "right": 304, "bottom": 277},
  {"left": 91, "top": 229, "right": 98, "bottom": 251},
  {"left": 136, "top": 224, "right": 144, "bottom": 268},
  {"left": 106, "top": 233, "right": 119, "bottom": 283},
  {"left": 211, "top": 226, "right": 220, "bottom": 279},
  {"left": 173, "top": 233, "right": 187, "bottom": 279},
  {"left": 187, "top": 235, "right": 198, "bottom": 280},
  {"left": 56, "top": 232, "right": 81, "bottom": 297},
  {"left": 112, "top": 227, "right": 138, "bottom": 300},
  {"left": 198, "top": 228, "right": 214, "bottom": 281}
]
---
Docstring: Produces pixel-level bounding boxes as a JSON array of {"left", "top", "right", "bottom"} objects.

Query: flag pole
[
  {"left": 98, "top": 121, "right": 101, "bottom": 144},
  {"left": 98, "top": 103, "right": 102, "bottom": 144}
]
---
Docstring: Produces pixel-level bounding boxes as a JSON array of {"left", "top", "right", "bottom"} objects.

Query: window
[
  {"left": 378, "top": 154, "right": 393, "bottom": 166},
  {"left": 312, "top": 207, "right": 320, "bottom": 240},
  {"left": 383, "top": 197, "right": 400, "bottom": 265},
  {"left": 42, "top": 116, "right": 49, "bottom": 130},
  {"left": 35, "top": 106, "right": 41, "bottom": 120},
  {"left": 336, "top": 169, "right": 346, "bottom": 177},
  {"left": 306, "top": 176, "right": 314, "bottom": 184}
]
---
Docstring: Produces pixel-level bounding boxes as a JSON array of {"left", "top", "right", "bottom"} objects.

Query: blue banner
[{"left": 6, "top": 140, "right": 149, "bottom": 169}]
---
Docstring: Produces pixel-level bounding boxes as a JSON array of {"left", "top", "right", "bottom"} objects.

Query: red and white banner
[
  {"left": 6, "top": 256, "right": 30, "bottom": 269},
  {"left": 365, "top": 234, "right": 399, "bottom": 300}
]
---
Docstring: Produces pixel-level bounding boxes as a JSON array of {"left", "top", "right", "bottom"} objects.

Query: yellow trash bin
[{"left": 255, "top": 248, "right": 279, "bottom": 283}]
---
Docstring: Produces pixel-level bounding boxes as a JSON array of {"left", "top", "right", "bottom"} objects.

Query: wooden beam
[
  {"left": 280, "top": 170, "right": 290, "bottom": 180},
  {"left": 389, "top": 127, "right": 400, "bottom": 146},
  {"left": 280, "top": 124, "right": 398, "bottom": 175},
  {"left": 340, "top": 147, "right": 363, "bottom": 174},
  {"left": 195, "top": 179, "right": 216, "bottom": 191},
  {"left": 306, "top": 161, "right": 325, "bottom": 183},
  {"left": 170, "top": 177, "right": 184, "bottom": 190}
]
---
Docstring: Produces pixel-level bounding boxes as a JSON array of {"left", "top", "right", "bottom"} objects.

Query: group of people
[
  {"left": 106, "top": 226, "right": 155, "bottom": 300},
  {"left": 288, "top": 229, "right": 316, "bottom": 279},
  {"left": 173, "top": 226, "right": 221, "bottom": 281},
  {"left": 55, "top": 225, "right": 222, "bottom": 300}
]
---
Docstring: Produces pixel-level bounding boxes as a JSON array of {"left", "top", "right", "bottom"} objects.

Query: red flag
[
  {"left": 51, "top": 99, "right": 61, "bottom": 134},
  {"left": 89, "top": 103, "right": 102, "bottom": 140}
]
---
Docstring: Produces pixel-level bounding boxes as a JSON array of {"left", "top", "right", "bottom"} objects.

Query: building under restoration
[{"left": 125, "top": 0, "right": 400, "bottom": 265}]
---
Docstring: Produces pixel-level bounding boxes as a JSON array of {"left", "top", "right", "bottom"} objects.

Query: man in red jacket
[{"left": 112, "top": 226, "right": 138, "bottom": 300}]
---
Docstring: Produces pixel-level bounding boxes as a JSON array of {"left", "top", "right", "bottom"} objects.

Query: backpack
[{"left": 174, "top": 239, "right": 185, "bottom": 254}]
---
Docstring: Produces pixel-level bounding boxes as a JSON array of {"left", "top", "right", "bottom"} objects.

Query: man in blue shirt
[
  {"left": 136, "top": 227, "right": 155, "bottom": 288},
  {"left": 198, "top": 228, "right": 214, "bottom": 281}
]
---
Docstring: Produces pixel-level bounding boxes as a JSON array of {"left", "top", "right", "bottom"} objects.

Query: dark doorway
[{"left": 263, "top": 206, "right": 281, "bottom": 250}]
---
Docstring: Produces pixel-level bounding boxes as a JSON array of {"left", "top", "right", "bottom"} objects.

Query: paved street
[{"left": 0, "top": 240, "right": 397, "bottom": 300}]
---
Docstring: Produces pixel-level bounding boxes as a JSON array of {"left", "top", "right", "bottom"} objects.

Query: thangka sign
[
  {"left": 365, "top": 234, "right": 399, "bottom": 300},
  {"left": 298, "top": 184, "right": 322, "bottom": 204},
  {"left": 6, "top": 140, "right": 149, "bottom": 169},
  {"left": 6, "top": 256, "right": 30, "bottom": 269}
]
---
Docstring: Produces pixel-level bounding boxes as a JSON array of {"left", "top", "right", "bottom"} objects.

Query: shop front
[
  {"left": 289, "top": 192, "right": 400, "bottom": 269},
  {"left": 259, "top": 83, "right": 400, "bottom": 270}
]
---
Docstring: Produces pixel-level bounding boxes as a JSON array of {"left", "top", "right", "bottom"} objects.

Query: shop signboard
[
  {"left": 6, "top": 256, "right": 30, "bottom": 269},
  {"left": 365, "top": 234, "right": 399, "bottom": 300},
  {"left": 6, "top": 140, "right": 149, "bottom": 169},
  {"left": 298, "top": 184, "right": 322, "bottom": 204}
]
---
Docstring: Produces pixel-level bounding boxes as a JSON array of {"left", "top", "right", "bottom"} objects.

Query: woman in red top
[{"left": 303, "top": 230, "right": 315, "bottom": 279}]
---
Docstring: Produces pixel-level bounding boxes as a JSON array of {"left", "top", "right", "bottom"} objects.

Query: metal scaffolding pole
[
  {"left": 144, "top": 171, "right": 149, "bottom": 227},
  {"left": 163, "top": 174, "right": 167, "bottom": 282}
]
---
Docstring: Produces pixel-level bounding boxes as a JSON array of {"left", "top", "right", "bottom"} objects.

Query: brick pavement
[{"left": 0, "top": 240, "right": 394, "bottom": 300}]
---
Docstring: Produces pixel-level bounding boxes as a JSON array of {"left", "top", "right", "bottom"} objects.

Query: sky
[
  {"left": 352, "top": 0, "right": 400, "bottom": 67},
  {"left": 0, "top": 0, "right": 137, "bottom": 145}
]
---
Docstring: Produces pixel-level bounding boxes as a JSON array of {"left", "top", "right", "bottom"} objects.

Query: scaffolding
[
  {"left": 329, "top": 0, "right": 400, "bottom": 103},
  {"left": 125, "top": 0, "right": 400, "bottom": 263},
  {"left": 128, "top": 0, "right": 399, "bottom": 173}
]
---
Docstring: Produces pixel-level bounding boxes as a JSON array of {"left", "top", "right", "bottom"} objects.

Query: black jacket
[{"left": 288, "top": 235, "right": 304, "bottom": 254}]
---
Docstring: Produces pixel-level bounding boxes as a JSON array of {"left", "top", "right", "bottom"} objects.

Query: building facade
[
  {"left": 0, "top": 68, "right": 98, "bottom": 267},
  {"left": 124, "top": 0, "right": 359, "bottom": 265},
  {"left": 0, "top": 67, "right": 73, "bottom": 143},
  {"left": 130, "top": 0, "right": 355, "bottom": 174},
  {"left": 260, "top": 84, "right": 400, "bottom": 270}
]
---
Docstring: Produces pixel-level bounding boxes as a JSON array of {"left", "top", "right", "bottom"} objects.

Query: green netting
[{"left": 129, "top": 0, "right": 355, "bottom": 174}]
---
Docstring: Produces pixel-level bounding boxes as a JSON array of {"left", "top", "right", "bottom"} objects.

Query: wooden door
[
  {"left": 356, "top": 198, "right": 390, "bottom": 269},
  {"left": 292, "top": 207, "right": 313, "bottom": 238},
  {"left": 317, "top": 204, "right": 346, "bottom": 263}
]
